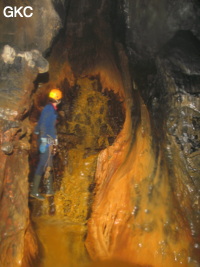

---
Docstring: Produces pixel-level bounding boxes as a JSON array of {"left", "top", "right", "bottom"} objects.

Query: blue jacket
[{"left": 35, "top": 103, "right": 58, "bottom": 139}]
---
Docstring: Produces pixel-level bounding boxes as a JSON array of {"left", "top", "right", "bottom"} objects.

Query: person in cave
[{"left": 30, "top": 88, "right": 63, "bottom": 200}]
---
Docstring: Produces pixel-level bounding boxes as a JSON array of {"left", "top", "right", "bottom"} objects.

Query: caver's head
[{"left": 49, "top": 88, "right": 63, "bottom": 104}]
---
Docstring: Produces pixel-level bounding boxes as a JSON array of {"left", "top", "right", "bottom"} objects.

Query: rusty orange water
[{"left": 32, "top": 216, "right": 90, "bottom": 267}]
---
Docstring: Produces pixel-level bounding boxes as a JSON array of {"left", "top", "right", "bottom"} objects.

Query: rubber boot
[
  {"left": 30, "top": 174, "right": 45, "bottom": 201},
  {"left": 45, "top": 173, "right": 54, "bottom": 196}
]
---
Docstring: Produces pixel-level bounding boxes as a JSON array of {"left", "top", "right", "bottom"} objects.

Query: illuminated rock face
[
  {"left": 85, "top": 30, "right": 200, "bottom": 267},
  {"left": 86, "top": 98, "right": 195, "bottom": 266},
  {"left": 30, "top": 76, "right": 124, "bottom": 222},
  {"left": 0, "top": 0, "right": 200, "bottom": 267}
]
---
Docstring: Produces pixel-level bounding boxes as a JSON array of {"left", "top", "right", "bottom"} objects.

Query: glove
[{"left": 39, "top": 138, "right": 47, "bottom": 153}]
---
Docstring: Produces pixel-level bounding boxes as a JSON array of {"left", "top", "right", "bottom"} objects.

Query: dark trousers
[{"left": 35, "top": 145, "right": 53, "bottom": 176}]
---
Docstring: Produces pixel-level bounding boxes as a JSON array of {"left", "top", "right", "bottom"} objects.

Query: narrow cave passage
[
  {"left": 28, "top": 74, "right": 125, "bottom": 266},
  {"left": 0, "top": 1, "right": 200, "bottom": 267},
  {"left": 27, "top": 58, "right": 195, "bottom": 267},
  {"left": 25, "top": 11, "right": 198, "bottom": 267}
]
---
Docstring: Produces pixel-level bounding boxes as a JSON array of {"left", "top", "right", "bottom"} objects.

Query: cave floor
[{"left": 31, "top": 215, "right": 90, "bottom": 267}]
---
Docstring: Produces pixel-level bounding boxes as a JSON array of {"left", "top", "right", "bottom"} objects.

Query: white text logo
[{"left": 3, "top": 6, "right": 33, "bottom": 18}]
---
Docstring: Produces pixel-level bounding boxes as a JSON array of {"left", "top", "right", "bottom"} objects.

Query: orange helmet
[{"left": 49, "top": 88, "right": 62, "bottom": 100}]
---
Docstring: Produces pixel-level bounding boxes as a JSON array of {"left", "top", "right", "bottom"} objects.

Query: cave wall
[
  {"left": 40, "top": 0, "right": 199, "bottom": 266},
  {"left": 122, "top": 0, "right": 200, "bottom": 58},
  {"left": 156, "top": 31, "right": 200, "bottom": 255},
  {"left": 118, "top": 1, "right": 200, "bottom": 244},
  {"left": 0, "top": 0, "right": 62, "bottom": 52},
  {"left": 85, "top": 0, "right": 200, "bottom": 265},
  {"left": 0, "top": 0, "right": 200, "bottom": 266},
  {"left": 119, "top": 0, "right": 200, "bottom": 261},
  {"left": 0, "top": 1, "right": 63, "bottom": 265},
  {"left": 0, "top": 46, "right": 51, "bottom": 266}
]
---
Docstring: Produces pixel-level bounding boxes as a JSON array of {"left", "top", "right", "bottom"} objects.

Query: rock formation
[{"left": 0, "top": 0, "right": 199, "bottom": 266}]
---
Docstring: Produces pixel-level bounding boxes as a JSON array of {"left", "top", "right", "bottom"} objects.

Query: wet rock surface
[
  {"left": 0, "top": 45, "right": 49, "bottom": 266},
  {"left": 155, "top": 31, "right": 200, "bottom": 259},
  {"left": 29, "top": 76, "right": 125, "bottom": 223},
  {"left": 0, "top": 0, "right": 200, "bottom": 266}
]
